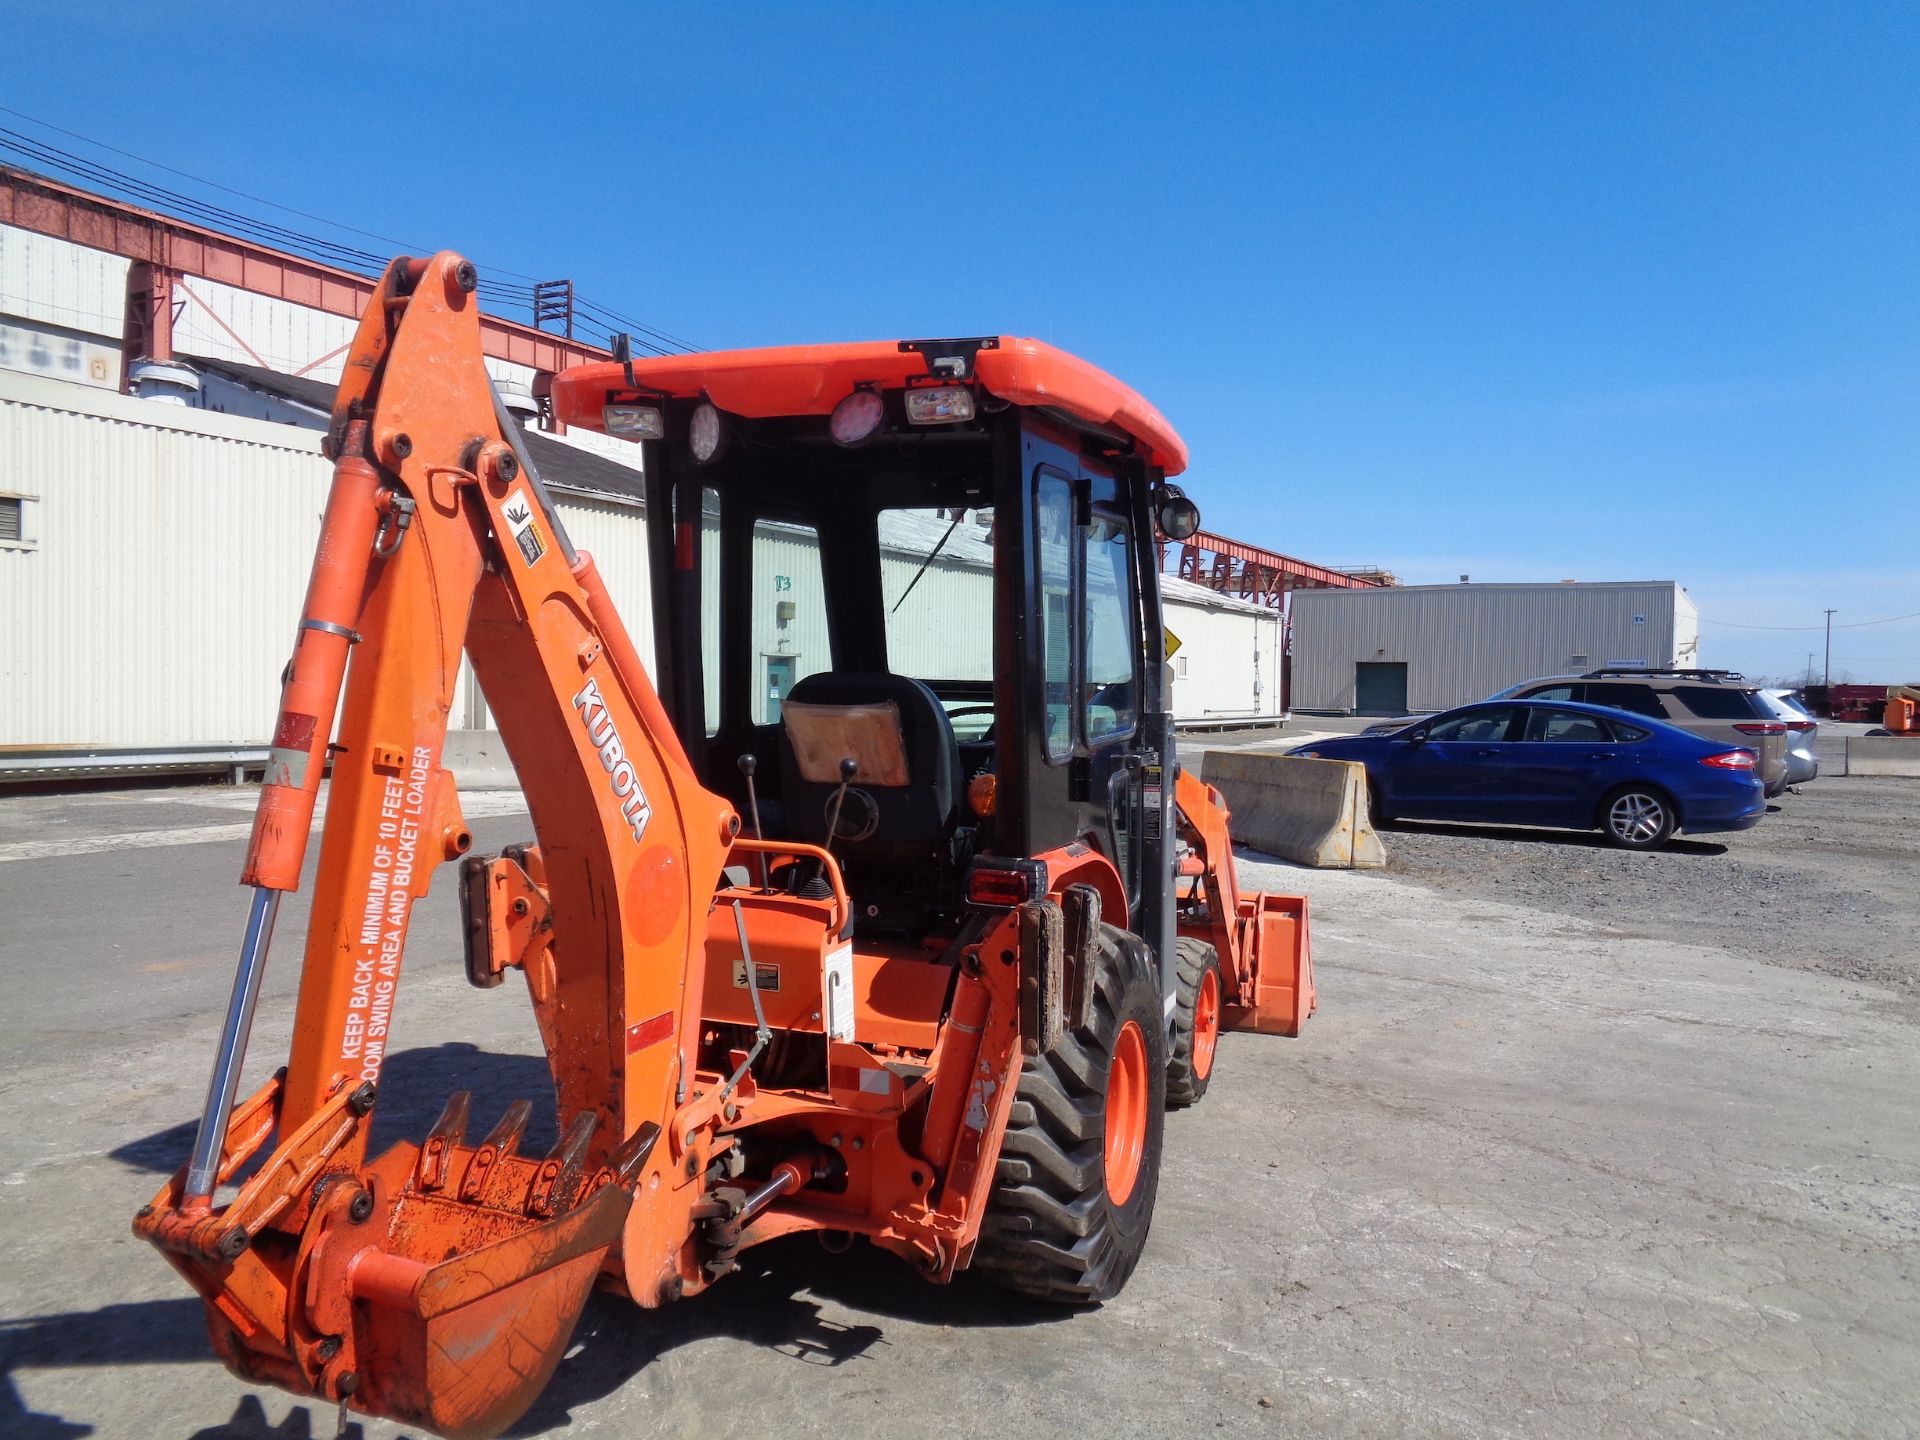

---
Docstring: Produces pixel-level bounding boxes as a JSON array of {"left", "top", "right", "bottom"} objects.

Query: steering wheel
[{"left": 946, "top": 704, "right": 998, "bottom": 744}]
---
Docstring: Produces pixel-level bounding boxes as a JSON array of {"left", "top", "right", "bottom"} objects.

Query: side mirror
[{"left": 1404, "top": 729, "right": 1428, "bottom": 746}]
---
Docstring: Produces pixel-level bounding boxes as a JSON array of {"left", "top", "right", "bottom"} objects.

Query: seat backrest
[{"left": 777, "top": 671, "right": 959, "bottom": 862}]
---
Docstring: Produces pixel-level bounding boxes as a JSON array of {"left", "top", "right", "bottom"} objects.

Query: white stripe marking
[{"left": 0, "top": 793, "right": 529, "bottom": 862}]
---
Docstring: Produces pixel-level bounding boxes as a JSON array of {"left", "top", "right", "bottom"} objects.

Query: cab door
[{"left": 1005, "top": 418, "right": 1147, "bottom": 911}]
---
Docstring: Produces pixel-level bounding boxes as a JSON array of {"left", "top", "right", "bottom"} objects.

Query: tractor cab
[{"left": 553, "top": 337, "right": 1201, "bottom": 957}]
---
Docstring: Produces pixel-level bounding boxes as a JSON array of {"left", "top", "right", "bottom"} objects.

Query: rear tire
[
  {"left": 1165, "top": 937, "right": 1222, "bottom": 1108},
  {"left": 974, "top": 923, "right": 1166, "bottom": 1303},
  {"left": 1600, "top": 786, "right": 1676, "bottom": 850}
]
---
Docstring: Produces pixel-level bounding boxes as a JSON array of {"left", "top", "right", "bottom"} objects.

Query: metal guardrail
[{"left": 0, "top": 745, "right": 268, "bottom": 785}]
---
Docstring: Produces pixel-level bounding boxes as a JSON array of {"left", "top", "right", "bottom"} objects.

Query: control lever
[
  {"left": 824, "top": 757, "right": 858, "bottom": 863},
  {"left": 736, "top": 753, "right": 769, "bottom": 888}
]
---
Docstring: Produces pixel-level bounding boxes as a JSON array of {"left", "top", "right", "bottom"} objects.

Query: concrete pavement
[{"left": 1, "top": 781, "right": 1914, "bottom": 1438}]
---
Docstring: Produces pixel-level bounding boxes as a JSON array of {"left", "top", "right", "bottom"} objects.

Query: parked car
[
  {"left": 1760, "top": 689, "right": 1819, "bottom": 785},
  {"left": 1361, "top": 669, "right": 1790, "bottom": 797},
  {"left": 1291, "top": 698, "right": 1766, "bottom": 850}
]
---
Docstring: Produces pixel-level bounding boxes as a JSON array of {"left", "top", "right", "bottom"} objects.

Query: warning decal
[{"left": 500, "top": 486, "right": 546, "bottom": 567}]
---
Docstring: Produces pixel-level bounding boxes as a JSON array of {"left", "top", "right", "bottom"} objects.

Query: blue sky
[{"left": 8, "top": 2, "right": 1916, "bottom": 681}]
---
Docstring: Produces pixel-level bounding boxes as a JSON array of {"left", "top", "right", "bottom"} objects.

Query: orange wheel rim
[
  {"left": 1104, "top": 1020, "right": 1149, "bottom": 1206},
  {"left": 1192, "top": 967, "right": 1220, "bottom": 1080}
]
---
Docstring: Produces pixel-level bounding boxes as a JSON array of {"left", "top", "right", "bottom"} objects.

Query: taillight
[
  {"left": 1732, "top": 722, "right": 1786, "bottom": 736},
  {"left": 1701, "top": 750, "right": 1757, "bottom": 770},
  {"left": 1784, "top": 720, "right": 1815, "bottom": 734},
  {"left": 965, "top": 859, "right": 1044, "bottom": 908}
]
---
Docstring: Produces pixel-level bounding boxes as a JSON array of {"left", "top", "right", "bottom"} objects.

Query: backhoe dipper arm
[{"left": 137, "top": 253, "right": 737, "bottom": 1439}]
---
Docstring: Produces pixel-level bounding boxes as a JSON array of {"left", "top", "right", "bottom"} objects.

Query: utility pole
[{"left": 1823, "top": 609, "right": 1837, "bottom": 687}]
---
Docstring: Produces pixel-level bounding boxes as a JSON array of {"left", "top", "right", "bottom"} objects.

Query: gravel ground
[{"left": 1367, "top": 730, "right": 1920, "bottom": 997}]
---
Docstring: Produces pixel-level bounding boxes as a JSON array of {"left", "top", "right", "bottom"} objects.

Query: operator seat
[{"left": 776, "top": 672, "right": 960, "bottom": 865}]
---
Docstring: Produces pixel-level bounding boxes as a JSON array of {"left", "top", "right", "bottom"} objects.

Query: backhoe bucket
[
  {"left": 140, "top": 1077, "right": 660, "bottom": 1440},
  {"left": 292, "top": 1116, "right": 661, "bottom": 1440}
]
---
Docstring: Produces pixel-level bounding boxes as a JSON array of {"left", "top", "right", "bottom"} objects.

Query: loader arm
[{"left": 134, "top": 253, "right": 739, "bottom": 1438}]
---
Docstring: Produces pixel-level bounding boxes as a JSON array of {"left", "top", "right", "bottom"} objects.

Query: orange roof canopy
[{"left": 550, "top": 336, "right": 1187, "bottom": 476}]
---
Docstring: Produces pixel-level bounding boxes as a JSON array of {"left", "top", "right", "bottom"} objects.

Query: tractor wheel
[
  {"left": 973, "top": 923, "right": 1166, "bottom": 1304},
  {"left": 1164, "top": 937, "right": 1223, "bottom": 1108}
]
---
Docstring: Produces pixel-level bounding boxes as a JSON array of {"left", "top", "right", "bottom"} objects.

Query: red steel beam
[
  {"left": 1172, "top": 529, "right": 1380, "bottom": 604},
  {"left": 0, "top": 166, "right": 607, "bottom": 374}
]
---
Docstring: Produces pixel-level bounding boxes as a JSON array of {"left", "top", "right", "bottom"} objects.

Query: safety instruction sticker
[
  {"left": 732, "top": 959, "right": 781, "bottom": 992},
  {"left": 501, "top": 486, "right": 546, "bottom": 567}
]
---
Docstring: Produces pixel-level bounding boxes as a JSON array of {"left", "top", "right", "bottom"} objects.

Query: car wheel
[{"left": 1600, "top": 787, "right": 1675, "bottom": 851}]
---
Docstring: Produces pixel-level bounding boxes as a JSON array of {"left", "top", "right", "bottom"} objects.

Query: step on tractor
[{"left": 134, "top": 252, "right": 1315, "bottom": 1438}]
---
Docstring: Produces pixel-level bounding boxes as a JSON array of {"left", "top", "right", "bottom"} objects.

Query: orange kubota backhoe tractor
[{"left": 134, "top": 252, "right": 1313, "bottom": 1438}]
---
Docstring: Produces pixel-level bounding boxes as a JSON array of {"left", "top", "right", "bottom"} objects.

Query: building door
[
  {"left": 1354, "top": 661, "right": 1408, "bottom": 715},
  {"left": 764, "top": 655, "right": 797, "bottom": 723}
]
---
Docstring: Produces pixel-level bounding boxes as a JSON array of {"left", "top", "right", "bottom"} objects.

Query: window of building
[{"left": 0, "top": 493, "right": 34, "bottom": 548}]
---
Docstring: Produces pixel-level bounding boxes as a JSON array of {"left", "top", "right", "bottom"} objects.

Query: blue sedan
[{"left": 1288, "top": 700, "right": 1766, "bottom": 850}]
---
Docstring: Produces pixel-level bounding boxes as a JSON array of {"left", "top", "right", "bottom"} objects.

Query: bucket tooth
[
  {"left": 416, "top": 1091, "right": 472, "bottom": 1190},
  {"left": 459, "top": 1098, "right": 534, "bottom": 1203},
  {"left": 529, "top": 1111, "right": 598, "bottom": 1218}
]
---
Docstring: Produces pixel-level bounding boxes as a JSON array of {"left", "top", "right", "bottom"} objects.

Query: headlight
[
  {"left": 602, "top": 403, "right": 664, "bottom": 439},
  {"left": 904, "top": 385, "right": 976, "bottom": 425},
  {"left": 1292, "top": 749, "right": 1321, "bottom": 758}
]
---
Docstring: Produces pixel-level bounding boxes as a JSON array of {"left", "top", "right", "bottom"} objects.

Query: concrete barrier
[
  {"left": 1202, "top": 750, "right": 1386, "bottom": 868},
  {"left": 1845, "top": 737, "right": 1920, "bottom": 778},
  {"left": 441, "top": 730, "right": 522, "bottom": 791}
]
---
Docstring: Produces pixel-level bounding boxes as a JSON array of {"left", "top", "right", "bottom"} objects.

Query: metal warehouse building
[
  {"left": 1290, "top": 581, "right": 1701, "bottom": 715},
  {"left": 1, "top": 175, "right": 1287, "bottom": 771}
]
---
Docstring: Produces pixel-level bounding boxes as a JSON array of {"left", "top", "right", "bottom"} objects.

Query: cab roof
[{"left": 550, "top": 335, "right": 1188, "bottom": 475}]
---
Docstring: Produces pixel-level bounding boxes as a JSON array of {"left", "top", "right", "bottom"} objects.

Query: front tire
[
  {"left": 1601, "top": 786, "right": 1676, "bottom": 850},
  {"left": 1165, "top": 937, "right": 1222, "bottom": 1108},
  {"left": 974, "top": 924, "right": 1167, "bottom": 1303}
]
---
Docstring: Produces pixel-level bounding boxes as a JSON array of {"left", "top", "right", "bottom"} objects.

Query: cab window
[
  {"left": 1034, "top": 471, "right": 1075, "bottom": 760},
  {"left": 751, "top": 517, "right": 832, "bottom": 724},
  {"left": 1083, "top": 509, "right": 1137, "bottom": 741}
]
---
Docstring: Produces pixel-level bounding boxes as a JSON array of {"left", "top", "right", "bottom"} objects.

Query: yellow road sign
[{"left": 1164, "top": 627, "right": 1182, "bottom": 659}]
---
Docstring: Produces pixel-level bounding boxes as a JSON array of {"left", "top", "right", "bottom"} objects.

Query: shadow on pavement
[
  {"left": 111, "top": 1043, "right": 561, "bottom": 1175},
  {"left": 1375, "top": 819, "right": 1730, "bottom": 856},
  {"left": 49, "top": 1045, "right": 1066, "bottom": 1438}
]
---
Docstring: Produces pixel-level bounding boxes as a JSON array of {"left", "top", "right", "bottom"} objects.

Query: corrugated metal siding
[
  {"left": 1162, "top": 596, "right": 1283, "bottom": 718},
  {"left": 0, "top": 225, "right": 128, "bottom": 338},
  {"left": 1290, "top": 582, "right": 1690, "bottom": 713},
  {"left": 2, "top": 369, "right": 1287, "bottom": 748},
  {"left": 1, "top": 371, "right": 329, "bottom": 746}
]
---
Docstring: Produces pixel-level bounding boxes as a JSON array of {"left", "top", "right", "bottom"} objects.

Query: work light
[
  {"left": 830, "top": 388, "right": 885, "bottom": 446},
  {"left": 602, "top": 403, "right": 665, "bottom": 440},
  {"left": 689, "top": 401, "right": 727, "bottom": 464}
]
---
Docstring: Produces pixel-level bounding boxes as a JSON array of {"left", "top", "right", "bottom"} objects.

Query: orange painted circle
[
  {"left": 625, "top": 846, "right": 683, "bottom": 946},
  {"left": 1193, "top": 966, "right": 1221, "bottom": 1080},
  {"left": 1104, "top": 1020, "right": 1150, "bottom": 1207}
]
